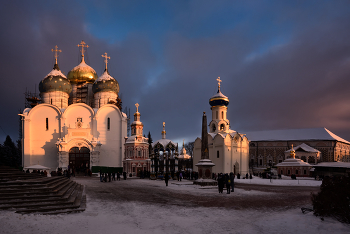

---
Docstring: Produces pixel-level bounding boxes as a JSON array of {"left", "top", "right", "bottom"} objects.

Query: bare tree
[{"left": 184, "top": 141, "right": 194, "bottom": 157}]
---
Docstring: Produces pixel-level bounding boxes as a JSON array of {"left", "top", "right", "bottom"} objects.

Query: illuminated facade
[{"left": 20, "top": 42, "right": 127, "bottom": 170}]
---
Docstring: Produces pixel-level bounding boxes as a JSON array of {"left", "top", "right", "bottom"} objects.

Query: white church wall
[
  {"left": 25, "top": 104, "right": 62, "bottom": 169},
  {"left": 63, "top": 103, "right": 94, "bottom": 130},
  {"left": 95, "top": 105, "right": 126, "bottom": 167}
]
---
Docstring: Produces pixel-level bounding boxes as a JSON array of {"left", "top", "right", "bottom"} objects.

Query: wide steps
[{"left": 0, "top": 166, "right": 86, "bottom": 214}]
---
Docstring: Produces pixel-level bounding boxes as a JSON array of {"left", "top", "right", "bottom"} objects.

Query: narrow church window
[
  {"left": 46, "top": 118, "right": 48, "bottom": 130},
  {"left": 107, "top": 117, "right": 110, "bottom": 130},
  {"left": 50, "top": 99, "right": 52, "bottom": 104},
  {"left": 287, "top": 170, "right": 290, "bottom": 175},
  {"left": 222, "top": 111, "right": 224, "bottom": 119},
  {"left": 217, "top": 151, "right": 219, "bottom": 158},
  {"left": 212, "top": 124, "right": 216, "bottom": 132},
  {"left": 304, "top": 170, "right": 306, "bottom": 175},
  {"left": 138, "top": 151, "right": 141, "bottom": 157},
  {"left": 295, "top": 170, "right": 298, "bottom": 175},
  {"left": 220, "top": 124, "right": 224, "bottom": 130},
  {"left": 259, "top": 159, "right": 262, "bottom": 166},
  {"left": 61, "top": 99, "right": 63, "bottom": 108}
]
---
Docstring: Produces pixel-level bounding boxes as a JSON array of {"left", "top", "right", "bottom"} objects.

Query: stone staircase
[{"left": 0, "top": 166, "right": 86, "bottom": 215}]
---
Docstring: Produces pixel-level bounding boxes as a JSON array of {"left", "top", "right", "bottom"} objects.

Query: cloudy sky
[{"left": 1, "top": 0, "right": 350, "bottom": 145}]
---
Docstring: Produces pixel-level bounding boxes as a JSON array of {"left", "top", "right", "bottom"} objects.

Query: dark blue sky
[{"left": 1, "top": 0, "right": 350, "bottom": 145}]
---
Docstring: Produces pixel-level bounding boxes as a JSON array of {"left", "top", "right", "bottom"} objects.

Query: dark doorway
[{"left": 69, "top": 147, "right": 90, "bottom": 170}]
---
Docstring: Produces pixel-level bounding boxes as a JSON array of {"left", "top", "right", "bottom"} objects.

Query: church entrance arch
[{"left": 69, "top": 147, "right": 90, "bottom": 171}]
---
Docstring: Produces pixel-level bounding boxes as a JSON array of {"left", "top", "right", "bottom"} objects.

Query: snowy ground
[
  {"left": 0, "top": 177, "right": 348, "bottom": 234},
  {"left": 234, "top": 175, "right": 323, "bottom": 186}
]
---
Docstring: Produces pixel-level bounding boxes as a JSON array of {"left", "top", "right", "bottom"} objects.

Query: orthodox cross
[
  {"left": 135, "top": 103, "right": 139, "bottom": 112},
  {"left": 217, "top": 77, "right": 222, "bottom": 91},
  {"left": 77, "top": 40, "right": 89, "bottom": 59},
  {"left": 163, "top": 122, "right": 165, "bottom": 130},
  {"left": 51, "top": 45, "right": 61, "bottom": 64},
  {"left": 102, "top": 52, "right": 110, "bottom": 70}
]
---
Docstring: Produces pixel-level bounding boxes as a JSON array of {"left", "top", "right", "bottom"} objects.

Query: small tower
[
  {"left": 130, "top": 103, "right": 143, "bottom": 136},
  {"left": 123, "top": 103, "right": 150, "bottom": 176},
  {"left": 39, "top": 45, "right": 72, "bottom": 108},
  {"left": 92, "top": 52, "right": 120, "bottom": 108},
  {"left": 209, "top": 77, "right": 230, "bottom": 133}
]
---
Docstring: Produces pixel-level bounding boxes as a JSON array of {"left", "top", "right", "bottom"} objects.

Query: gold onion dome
[
  {"left": 209, "top": 77, "right": 229, "bottom": 107},
  {"left": 39, "top": 63, "right": 72, "bottom": 94},
  {"left": 92, "top": 69, "right": 119, "bottom": 94},
  {"left": 67, "top": 58, "right": 98, "bottom": 84}
]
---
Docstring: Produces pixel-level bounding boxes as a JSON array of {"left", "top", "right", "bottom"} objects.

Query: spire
[
  {"left": 201, "top": 112, "right": 209, "bottom": 159},
  {"left": 51, "top": 45, "right": 61, "bottom": 70},
  {"left": 77, "top": 40, "right": 89, "bottom": 63},
  {"left": 101, "top": 52, "right": 110, "bottom": 72},
  {"left": 216, "top": 77, "right": 222, "bottom": 93},
  {"left": 290, "top": 144, "right": 296, "bottom": 159},
  {"left": 162, "top": 122, "right": 166, "bottom": 139}
]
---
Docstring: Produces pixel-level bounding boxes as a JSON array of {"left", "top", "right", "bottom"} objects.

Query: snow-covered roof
[
  {"left": 152, "top": 139, "right": 176, "bottom": 148},
  {"left": 246, "top": 128, "right": 350, "bottom": 144},
  {"left": 210, "top": 91, "right": 228, "bottom": 99},
  {"left": 71, "top": 60, "right": 96, "bottom": 73},
  {"left": 276, "top": 158, "right": 312, "bottom": 167},
  {"left": 125, "top": 135, "right": 148, "bottom": 143},
  {"left": 313, "top": 162, "right": 350, "bottom": 168},
  {"left": 44, "top": 69, "right": 67, "bottom": 79},
  {"left": 285, "top": 143, "right": 320, "bottom": 153},
  {"left": 95, "top": 70, "right": 115, "bottom": 82}
]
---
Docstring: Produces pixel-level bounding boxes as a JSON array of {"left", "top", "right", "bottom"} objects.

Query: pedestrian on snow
[
  {"left": 165, "top": 173, "right": 169, "bottom": 186},
  {"left": 117, "top": 172, "right": 121, "bottom": 181},
  {"left": 226, "top": 174, "right": 231, "bottom": 194},
  {"left": 112, "top": 172, "right": 116, "bottom": 181},
  {"left": 179, "top": 172, "right": 183, "bottom": 181},
  {"left": 123, "top": 171, "right": 127, "bottom": 180},
  {"left": 230, "top": 172, "right": 235, "bottom": 192},
  {"left": 218, "top": 174, "right": 224, "bottom": 193}
]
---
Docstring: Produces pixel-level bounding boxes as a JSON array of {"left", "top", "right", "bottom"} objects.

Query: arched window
[
  {"left": 212, "top": 124, "right": 216, "bottom": 132},
  {"left": 50, "top": 99, "right": 52, "bottom": 105},
  {"left": 220, "top": 124, "right": 224, "bottom": 130}
]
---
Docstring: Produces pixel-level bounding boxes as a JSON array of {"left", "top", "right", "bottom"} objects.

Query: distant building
[
  {"left": 123, "top": 104, "right": 150, "bottom": 176},
  {"left": 178, "top": 140, "right": 192, "bottom": 171},
  {"left": 193, "top": 78, "right": 250, "bottom": 175},
  {"left": 276, "top": 145, "right": 312, "bottom": 177},
  {"left": 151, "top": 123, "right": 178, "bottom": 174},
  {"left": 247, "top": 128, "right": 350, "bottom": 172}
]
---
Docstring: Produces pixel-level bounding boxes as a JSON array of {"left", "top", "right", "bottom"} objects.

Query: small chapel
[
  {"left": 193, "top": 77, "right": 250, "bottom": 175},
  {"left": 20, "top": 41, "right": 128, "bottom": 171}
]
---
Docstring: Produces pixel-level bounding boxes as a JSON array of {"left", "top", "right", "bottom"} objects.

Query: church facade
[
  {"left": 193, "top": 78, "right": 250, "bottom": 175},
  {"left": 20, "top": 42, "right": 127, "bottom": 171}
]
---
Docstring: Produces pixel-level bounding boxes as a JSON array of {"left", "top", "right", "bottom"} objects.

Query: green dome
[
  {"left": 92, "top": 70, "right": 119, "bottom": 94},
  {"left": 39, "top": 64, "right": 72, "bottom": 94}
]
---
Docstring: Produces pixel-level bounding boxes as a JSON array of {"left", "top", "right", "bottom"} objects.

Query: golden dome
[{"left": 67, "top": 58, "right": 98, "bottom": 84}]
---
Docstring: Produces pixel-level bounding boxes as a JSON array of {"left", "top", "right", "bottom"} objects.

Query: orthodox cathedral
[
  {"left": 20, "top": 41, "right": 127, "bottom": 171},
  {"left": 193, "top": 78, "right": 250, "bottom": 175}
]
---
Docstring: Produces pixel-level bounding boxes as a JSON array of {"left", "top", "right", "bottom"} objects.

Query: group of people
[
  {"left": 100, "top": 171, "right": 127, "bottom": 182},
  {"left": 24, "top": 169, "right": 48, "bottom": 176},
  {"left": 217, "top": 172, "right": 235, "bottom": 194}
]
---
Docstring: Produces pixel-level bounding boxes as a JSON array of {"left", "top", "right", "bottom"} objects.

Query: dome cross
[
  {"left": 51, "top": 45, "right": 61, "bottom": 65},
  {"left": 216, "top": 77, "right": 222, "bottom": 91},
  {"left": 77, "top": 40, "right": 89, "bottom": 61},
  {"left": 135, "top": 103, "right": 139, "bottom": 112},
  {"left": 102, "top": 52, "right": 111, "bottom": 70}
]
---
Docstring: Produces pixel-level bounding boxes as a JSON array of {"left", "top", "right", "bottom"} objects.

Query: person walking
[
  {"left": 230, "top": 172, "right": 235, "bottom": 192},
  {"left": 117, "top": 172, "right": 121, "bottom": 181},
  {"left": 226, "top": 174, "right": 231, "bottom": 194},
  {"left": 165, "top": 173, "right": 169, "bottom": 186},
  {"left": 179, "top": 172, "right": 183, "bottom": 181}
]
